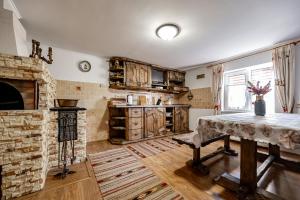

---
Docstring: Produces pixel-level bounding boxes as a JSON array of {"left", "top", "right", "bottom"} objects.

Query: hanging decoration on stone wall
[
  {"left": 29, "top": 39, "right": 53, "bottom": 64},
  {"left": 187, "top": 90, "right": 194, "bottom": 101}
]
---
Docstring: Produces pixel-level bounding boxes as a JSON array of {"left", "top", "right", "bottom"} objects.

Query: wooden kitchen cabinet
[
  {"left": 144, "top": 108, "right": 166, "bottom": 138},
  {"left": 125, "top": 62, "right": 151, "bottom": 87},
  {"left": 174, "top": 107, "right": 189, "bottom": 133},
  {"left": 139, "top": 64, "right": 151, "bottom": 87},
  {"left": 167, "top": 71, "right": 185, "bottom": 82},
  {"left": 109, "top": 57, "right": 188, "bottom": 94},
  {"left": 125, "top": 108, "right": 143, "bottom": 141},
  {"left": 109, "top": 105, "right": 189, "bottom": 144},
  {"left": 125, "top": 62, "right": 139, "bottom": 87}
]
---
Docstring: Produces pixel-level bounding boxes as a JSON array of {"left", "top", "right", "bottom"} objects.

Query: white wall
[
  {"left": 12, "top": 13, "right": 28, "bottom": 56},
  {"left": 185, "top": 66, "right": 214, "bottom": 130},
  {"left": 0, "top": 9, "right": 18, "bottom": 55},
  {"left": 0, "top": 1, "right": 28, "bottom": 56},
  {"left": 185, "top": 66, "right": 212, "bottom": 90},
  {"left": 223, "top": 51, "right": 272, "bottom": 71},
  {"left": 44, "top": 46, "right": 109, "bottom": 84}
]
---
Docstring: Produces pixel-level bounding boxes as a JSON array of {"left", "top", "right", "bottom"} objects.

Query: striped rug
[
  {"left": 125, "top": 138, "right": 181, "bottom": 159},
  {"left": 89, "top": 148, "right": 184, "bottom": 200}
]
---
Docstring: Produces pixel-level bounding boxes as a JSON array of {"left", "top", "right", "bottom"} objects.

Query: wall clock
[{"left": 78, "top": 60, "right": 91, "bottom": 72}]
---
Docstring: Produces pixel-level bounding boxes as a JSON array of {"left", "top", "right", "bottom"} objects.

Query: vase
[{"left": 254, "top": 95, "right": 266, "bottom": 116}]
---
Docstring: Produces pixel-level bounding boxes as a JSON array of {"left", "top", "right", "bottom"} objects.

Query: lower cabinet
[
  {"left": 109, "top": 106, "right": 189, "bottom": 144},
  {"left": 174, "top": 107, "right": 189, "bottom": 133},
  {"left": 144, "top": 108, "right": 166, "bottom": 138},
  {"left": 125, "top": 108, "right": 143, "bottom": 141}
]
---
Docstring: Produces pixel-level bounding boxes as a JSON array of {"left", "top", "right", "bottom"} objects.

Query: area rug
[
  {"left": 89, "top": 148, "right": 184, "bottom": 200},
  {"left": 125, "top": 137, "right": 181, "bottom": 159}
]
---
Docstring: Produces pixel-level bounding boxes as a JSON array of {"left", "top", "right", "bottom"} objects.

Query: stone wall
[
  {"left": 0, "top": 53, "right": 87, "bottom": 199},
  {"left": 0, "top": 111, "right": 48, "bottom": 199}
]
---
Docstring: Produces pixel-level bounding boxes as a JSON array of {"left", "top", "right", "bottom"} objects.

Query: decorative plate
[{"left": 78, "top": 60, "right": 91, "bottom": 72}]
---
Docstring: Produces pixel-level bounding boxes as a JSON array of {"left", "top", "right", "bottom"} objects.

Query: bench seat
[{"left": 172, "top": 132, "right": 238, "bottom": 175}]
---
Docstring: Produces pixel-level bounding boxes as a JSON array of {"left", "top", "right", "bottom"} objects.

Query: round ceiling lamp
[{"left": 156, "top": 23, "right": 180, "bottom": 40}]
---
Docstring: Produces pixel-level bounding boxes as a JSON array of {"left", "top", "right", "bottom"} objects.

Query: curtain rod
[{"left": 203, "top": 39, "right": 300, "bottom": 69}]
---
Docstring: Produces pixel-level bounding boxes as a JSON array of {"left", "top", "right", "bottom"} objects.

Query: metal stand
[{"left": 54, "top": 110, "right": 78, "bottom": 178}]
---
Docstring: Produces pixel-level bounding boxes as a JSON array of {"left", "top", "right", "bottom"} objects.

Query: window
[{"left": 223, "top": 62, "right": 275, "bottom": 113}]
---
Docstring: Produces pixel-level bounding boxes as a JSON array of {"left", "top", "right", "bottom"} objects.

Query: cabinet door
[
  {"left": 139, "top": 65, "right": 151, "bottom": 87},
  {"left": 177, "top": 72, "right": 185, "bottom": 82},
  {"left": 144, "top": 108, "right": 156, "bottom": 138},
  {"left": 125, "top": 62, "right": 139, "bottom": 87},
  {"left": 168, "top": 71, "right": 176, "bottom": 81},
  {"left": 155, "top": 108, "right": 166, "bottom": 136},
  {"left": 174, "top": 107, "right": 189, "bottom": 133}
]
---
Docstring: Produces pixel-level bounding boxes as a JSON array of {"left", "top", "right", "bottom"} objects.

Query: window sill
[{"left": 221, "top": 110, "right": 250, "bottom": 114}]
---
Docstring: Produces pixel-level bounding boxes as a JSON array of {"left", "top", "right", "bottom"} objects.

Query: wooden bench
[{"left": 172, "top": 133, "right": 238, "bottom": 175}]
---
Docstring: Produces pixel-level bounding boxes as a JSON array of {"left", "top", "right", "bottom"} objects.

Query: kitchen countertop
[{"left": 108, "top": 104, "right": 191, "bottom": 108}]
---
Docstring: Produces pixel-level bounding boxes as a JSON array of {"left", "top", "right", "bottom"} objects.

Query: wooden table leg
[
  {"left": 257, "top": 143, "right": 300, "bottom": 173},
  {"left": 224, "top": 135, "right": 238, "bottom": 156},
  {"left": 269, "top": 143, "right": 280, "bottom": 159},
  {"left": 192, "top": 148, "right": 200, "bottom": 164},
  {"left": 187, "top": 148, "right": 209, "bottom": 175},
  {"left": 239, "top": 138, "right": 257, "bottom": 196}
]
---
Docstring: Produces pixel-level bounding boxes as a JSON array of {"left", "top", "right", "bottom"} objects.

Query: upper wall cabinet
[
  {"left": 125, "top": 62, "right": 151, "bottom": 87},
  {"left": 109, "top": 57, "right": 188, "bottom": 94}
]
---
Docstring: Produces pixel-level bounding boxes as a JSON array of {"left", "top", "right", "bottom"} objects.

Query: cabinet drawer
[
  {"left": 126, "top": 129, "right": 143, "bottom": 141},
  {"left": 127, "top": 108, "right": 143, "bottom": 117},
  {"left": 128, "top": 117, "right": 143, "bottom": 129}
]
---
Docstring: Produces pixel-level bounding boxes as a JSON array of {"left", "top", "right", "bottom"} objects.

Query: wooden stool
[{"left": 173, "top": 134, "right": 238, "bottom": 175}]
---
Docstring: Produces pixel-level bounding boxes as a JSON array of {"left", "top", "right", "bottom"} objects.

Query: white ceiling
[{"left": 13, "top": 0, "right": 300, "bottom": 68}]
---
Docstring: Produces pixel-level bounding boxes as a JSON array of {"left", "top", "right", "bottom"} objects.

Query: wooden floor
[{"left": 17, "top": 139, "right": 300, "bottom": 200}]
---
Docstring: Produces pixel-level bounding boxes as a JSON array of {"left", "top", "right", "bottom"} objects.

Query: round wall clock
[{"left": 78, "top": 60, "right": 91, "bottom": 72}]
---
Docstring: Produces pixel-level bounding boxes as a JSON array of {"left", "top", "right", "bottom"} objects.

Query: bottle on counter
[
  {"left": 156, "top": 96, "right": 162, "bottom": 105},
  {"left": 127, "top": 94, "right": 133, "bottom": 105}
]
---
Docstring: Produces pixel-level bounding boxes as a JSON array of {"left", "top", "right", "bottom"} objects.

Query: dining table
[{"left": 194, "top": 113, "right": 300, "bottom": 199}]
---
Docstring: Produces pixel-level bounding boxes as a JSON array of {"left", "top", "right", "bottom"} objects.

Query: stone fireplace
[
  {"left": 0, "top": 79, "right": 38, "bottom": 110},
  {"left": 0, "top": 54, "right": 87, "bottom": 199}
]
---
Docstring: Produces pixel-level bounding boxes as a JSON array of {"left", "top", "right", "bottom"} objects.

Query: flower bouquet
[{"left": 247, "top": 81, "right": 271, "bottom": 116}]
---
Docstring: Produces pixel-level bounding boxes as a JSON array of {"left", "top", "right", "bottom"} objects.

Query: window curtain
[
  {"left": 272, "top": 44, "right": 295, "bottom": 113},
  {"left": 212, "top": 64, "right": 224, "bottom": 115}
]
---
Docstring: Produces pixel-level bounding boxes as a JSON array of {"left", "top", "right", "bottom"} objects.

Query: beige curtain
[
  {"left": 272, "top": 44, "right": 295, "bottom": 113},
  {"left": 212, "top": 64, "right": 224, "bottom": 115}
]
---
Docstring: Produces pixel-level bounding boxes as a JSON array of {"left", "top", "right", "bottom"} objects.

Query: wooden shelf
[
  {"left": 112, "top": 116, "right": 126, "bottom": 120},
  {"left": 109, "top": 67, "right": 124, "bottom": 72},
  {"left": 169, "top": 79, "right": 184, "bottom": 83},
  {"left": 151, "top": 83, "right": 167, "bottom": 87},
  {"left": 110, "top": 76, "right": 124, "bottom": 79},
  {"left": 111, "top": 126, "right": 126, "bottom": 130},
  {"left": 109, "top": 85, "right": 186, "bottom": 94}
]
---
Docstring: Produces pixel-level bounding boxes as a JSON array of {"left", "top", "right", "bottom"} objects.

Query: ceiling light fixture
[{"left": 156, "top": 23, "right": 180, "bottom": 40}]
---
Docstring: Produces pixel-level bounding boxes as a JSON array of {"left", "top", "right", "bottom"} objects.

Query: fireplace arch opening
[{"left": 0, "top": 82, "right": 24, "bottom": 110}]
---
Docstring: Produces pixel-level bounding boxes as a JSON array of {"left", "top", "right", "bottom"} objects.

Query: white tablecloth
[{"left": 174, "top": 113, "right": 300, "bottom": 149}]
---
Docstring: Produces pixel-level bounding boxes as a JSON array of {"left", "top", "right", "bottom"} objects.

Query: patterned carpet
[
  {"left": 89, "top": 148, "right": 184, "bottom": 200},
  {"left": 125, "top": 138, "right": 181, "bottom": 159}
]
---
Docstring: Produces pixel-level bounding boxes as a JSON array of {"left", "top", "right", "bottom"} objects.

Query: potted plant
[{"left": 247, "top": 81, "right": 271, "bottom": 116}]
